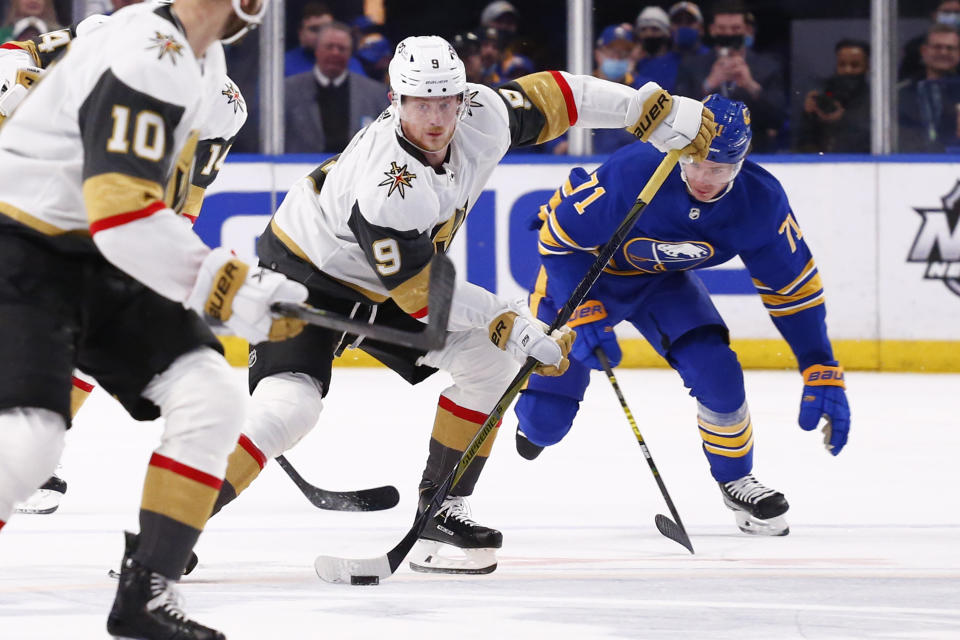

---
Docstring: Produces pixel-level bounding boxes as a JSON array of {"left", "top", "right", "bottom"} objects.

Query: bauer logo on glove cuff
[
  {"left": 629, "top": 90, "right": 673, "bottom": 141},
  {"left": 205, "top": 258, "right": 249, "bottom": 322},
  {"left": 802, "top": 364, "right": 845, "bottom": 388}
]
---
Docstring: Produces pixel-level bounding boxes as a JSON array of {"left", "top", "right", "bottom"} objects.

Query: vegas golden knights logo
[{"left": 908, "top": 181, "right": 960, "bottom": 297}]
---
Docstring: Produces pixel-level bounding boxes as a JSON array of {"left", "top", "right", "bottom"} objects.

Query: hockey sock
[
  {"left": 698, "top": 402, "right": 754, "bottom": 483},
  {"left": 135, "top": 453, "right": 221, "bottom": 579},
  {"left": 420, "top": 395, "right": 499, "bottom": 500},
  {"left": 212, "top": 434, "right": 266, "bottom": 515},
  {"left": 69, "top": 375, "right": 94, "bottom": 418}
]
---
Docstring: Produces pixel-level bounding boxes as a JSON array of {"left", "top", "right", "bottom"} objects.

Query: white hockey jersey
[
  {"left": 0, "top": 3, "right": 233, "bottom": 303},
  {"left": 271, "top": 71, "right": 643, "bottom": 332}
]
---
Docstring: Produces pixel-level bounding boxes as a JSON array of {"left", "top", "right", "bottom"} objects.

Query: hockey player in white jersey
[
  {"left": 0, "top": 1, "right": 307, "bottom": 639},
  {"left": 0, "top": 9, "right": 249, "bottom": 518},
  {"left": 201, "top": 35, "right": 716, "bottom": 574}
]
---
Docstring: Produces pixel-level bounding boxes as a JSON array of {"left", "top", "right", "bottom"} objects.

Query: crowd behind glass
[{"left": 4, "top": 0, "right": 960, "bottom": 155}]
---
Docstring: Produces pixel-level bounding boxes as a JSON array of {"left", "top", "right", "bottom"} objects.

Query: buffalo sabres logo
[
  {"left": 378, "top": 161, "right": 416, "bottom": 198},
  {"left": 221, "top": 81, "right": 245, "bottom": 114},
  {"left": 908, "top": 180, "right": 960, "bottom": 297},
  {"left": 620, "top": 238, "right": 714, "bottom": 273},
  {"left": 147, "top": 31, "right": 184, "bottom": 63}
]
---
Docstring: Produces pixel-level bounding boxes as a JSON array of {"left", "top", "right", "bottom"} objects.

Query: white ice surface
[{"left": 2, "top": 368, "right": 959, "bottom": 639}]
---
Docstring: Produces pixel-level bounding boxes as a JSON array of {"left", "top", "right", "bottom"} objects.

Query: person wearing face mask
[
  {"left": 592, "top": 23, "right": 643, "bottom": 153},
  {"left": 675, "top": 0, "right": 786, "bottom": 152},
  {"left": 900, "top": 0, "right": 960, "bottom": 82},
  {"left": 797, "top": 39, "right": 871, "bottom": 153},
  {"left": 634, "top": 6, "right": 679, "bottom": 92},
  {"left": 669, "top": 1, "right": 709, "bottom": 57}
]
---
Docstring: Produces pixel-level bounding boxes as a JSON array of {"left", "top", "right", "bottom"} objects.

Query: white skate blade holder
[
  {"left": 14, "top": 488, "right": 63, "bottom": 515},
  {"left": 408, "top": 539, "right": 498, "bottom": 575},
  {"left": 732, "top": 510, "right": 790, "bottom": 536}
]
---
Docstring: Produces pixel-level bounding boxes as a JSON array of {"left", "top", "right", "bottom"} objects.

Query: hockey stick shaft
[
  {"left": 275, "top": 455, "right": 400, "bottom": 512},
  {"left": 271, "top": 253, "right": 455, "bottom": 352},
  {"left": 313, "top": 151, "right": 682, "bottom": 583},
  {"left": 595, "top": 349, "right": 693, "bottom": 553}
]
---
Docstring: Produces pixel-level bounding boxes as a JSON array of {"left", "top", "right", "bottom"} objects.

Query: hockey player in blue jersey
[{"left": 514, "top": 95, "right": 850, "bottom": 536}]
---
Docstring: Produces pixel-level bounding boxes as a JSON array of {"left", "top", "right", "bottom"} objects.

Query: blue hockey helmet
[{"left": 702, "top": 94, "right": 752, "bottom": 164}]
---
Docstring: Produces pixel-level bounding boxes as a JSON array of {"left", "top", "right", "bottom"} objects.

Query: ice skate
[
  {"left": 14, "top": 475, "right": 67, "bottom": 514},
  {"left": 515, "top": 427, "right": 544, "bottom": 460},
  {"left": 719, "top": 473, "right": 790, "bottom": 536},
  {"left": 409, "top": 496, "right": 502, "bottom": 574},
  {"left": 107, "top": 557, "right": 224, "bottom": 640},
  {"left": 109, "top": 531, "right": 199, "bottom": 580}
]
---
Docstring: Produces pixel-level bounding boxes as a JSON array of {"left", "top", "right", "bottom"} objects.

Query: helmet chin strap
[{"left": 221, "top": 0, "right": 268, "bottom": 45}]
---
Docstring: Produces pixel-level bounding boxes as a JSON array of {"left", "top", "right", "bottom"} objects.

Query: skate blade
[
  {"left": 733, "top": 511, "right": 790, "bottom": 536},
  {"left": 14, "top": 489, "right": 62, "bottom": 515},
  {"left": 408, "top": 539, "right": 498, "bottom": 575}
]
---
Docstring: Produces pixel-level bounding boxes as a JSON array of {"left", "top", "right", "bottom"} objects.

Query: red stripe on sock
[
  {"left": 237, "top": 434, "right": 267, "bottom": 469},
  {"left": 437, "top": 395, "right": 500, "bottom": 427},
  {"left": 548, "top": 70, "right": 578, "bottom": 126},
  {"left": 89, "top": 201, "right": 165, "bottom": 234},
  {"left": 71, "top": 376, "right": 95, "bottom": 393},
  {"left": 148, "top": 453, "right": 223, "bottom": 490},
  {"left": 411, "top": 306, "right": 428, "bottom": 319}
]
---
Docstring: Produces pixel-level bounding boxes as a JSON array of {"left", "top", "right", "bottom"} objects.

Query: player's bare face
[
  {"left": 681, "top": 159, "right": 739, "bottom": 201},
  {"left": 400, "top": 96, "right": 460, "bottom": 154}
]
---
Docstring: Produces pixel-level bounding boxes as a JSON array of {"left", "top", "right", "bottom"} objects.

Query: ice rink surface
[{"left": 2, "top": 367, "right": 958, "bottom": 639}]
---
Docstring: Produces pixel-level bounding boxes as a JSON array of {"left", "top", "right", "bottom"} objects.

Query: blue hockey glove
[
  {"left": 798, "top": 362, "right": 850, "bottom": 456},
  {"left": 568, "top": 300, "right": 621, "bottom": 370}
]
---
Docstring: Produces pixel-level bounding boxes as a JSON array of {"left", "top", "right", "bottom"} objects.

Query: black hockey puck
[{"left": 350, "top": 575, "right": 380, "bottom": 586}]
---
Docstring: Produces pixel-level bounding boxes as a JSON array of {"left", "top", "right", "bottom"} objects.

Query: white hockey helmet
[
  {"left": 221, "top": 0, "right": 269, "bottom": 45},
  {"left": 388, "top": 36, "right": 467, "bottom": 102}
]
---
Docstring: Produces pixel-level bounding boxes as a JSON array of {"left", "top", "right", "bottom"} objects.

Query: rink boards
[{"left": 201, "top": 154, "right": 960, "bottom": 372}]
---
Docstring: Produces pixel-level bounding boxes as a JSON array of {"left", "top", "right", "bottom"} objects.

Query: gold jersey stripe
[
  {"left": 224, "top": 442, "right": 263, "bottom": 495},
  {"left": 766, "top": 296, "right": 825, "bottom": 317},
  {"left": 514, "top": 71, "right": 574, "bottom": 144},
  {"left": 83, "top": 173, "right": 165, "bottom": 226},
  {"left": 699, "top": 422, "right": 754, "bottom": 448},
  {"left": 0, "top": 200, "right": 78, "bottom": 236},
  {"left": 141, "top": 465, "right": 218, "bottom": 530},
  {"left": 759, "top": 272, "right": 824, "bottom": 306},
  {"left": 753, "top": 258, "right": 817, "bottom": 295},
  {"left": 390, "top": 261, "right": 431, "bottom": 315},
  {"left": 182, "top": 184, "right": 205, "bottom": 219},
  {"left": 431, "top": 407, "right": 496, "bottom": 457},
  {"left": 529, "top": 265, "right": 549, "bottom": 319}
]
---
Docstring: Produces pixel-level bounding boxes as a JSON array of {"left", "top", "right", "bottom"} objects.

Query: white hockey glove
[
  {"left": 489, "top": 310, "right": 576, "bottom": 377},
  {"left": 186, "top": 248, "right": 309, "bottom": 345},
  {"left": 0, "top": 66, "right": 42, "bottom": 119},
  {"left": 625, "top": 82, "right": 716, "bottom": 163}
]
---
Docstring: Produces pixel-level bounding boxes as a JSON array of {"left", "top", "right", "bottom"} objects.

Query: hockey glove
[
  {"left": 489, "top": 311, "right": 575, "bottom": 376},
  {"left": 567, "top": 301, "right": 621, "bottom": 371},
  {"left": 186, "top": 248, "right": 309, "bottom": 345},
  {"left": 798, "top": 362, "right": 850, "bottom": 456},
  {"left": 626, "top": 83, "right": 716, "bottom": 163}
]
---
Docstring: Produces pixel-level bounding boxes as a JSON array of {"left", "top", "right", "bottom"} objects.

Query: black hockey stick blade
[
  {"left": 271, "top": 253, "right": 455, "bottom": 352},
  {"left": 275, "top": 455, "right": 399, "bottom": 512},
  {"left": 655, "top": 513, "right": 694, "bottom": 554}
]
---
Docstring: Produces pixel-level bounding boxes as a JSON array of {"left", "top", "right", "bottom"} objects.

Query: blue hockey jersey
[{"left": 530, "top": 142, "right": 834, "bottom": 370}]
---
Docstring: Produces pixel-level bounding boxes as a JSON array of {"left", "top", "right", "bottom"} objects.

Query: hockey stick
[
  {"left": 594, "top": 349, "right": 694, "bottom": 553},
  {"left": 271, "top": 252, "right": 455, "bottom": 352},
  {"left": 314, "top": 149, "right": 683, "bottom": 584},
  {"left": 275, "top": 455, "right": 400, "bottom": 512}
]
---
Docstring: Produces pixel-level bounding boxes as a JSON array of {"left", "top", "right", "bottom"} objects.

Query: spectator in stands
[
  {"left": 634, "top": 6, "right": 679, "bottom": 91},
  {"left": 593, "top": 24, "right": 643, "bottom": 153},
  {"left": 797, "top": 39, "right": 871, "bottom": 153},
  {"left": 478, "top": 26, "right": 504, "bottom": 85},
  {"left": 501, "top": 53, "right": 535, "bottom": 82},
  {"left": 480, "top": 0, "right": 518, "bottom": 43},
  {"left": 453, "top": 31, "right": 485, "bottom": 84},
  {"left": 900, "top": 0, "right": 960, "bottom": 82},
  {"left": 285, "top": 2, "right": 334, "bottom": 78},
  {"left": 353, "top": 32, "right": 391, "bottom": 84},
  {"left": 284, "top": 22, "right": 388, "bottom": 153},
  {"left": 668, "top": 1, "right": 709, "bottom": 56},
  {"left": 899, "top": 24, "right": 960, "bottom": 152},
  {"left": 674, "top": 0, "right": 785, "bottom": 152},
  {"left": 0, "top": 0, "right": 58, "bottom": 41}
]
